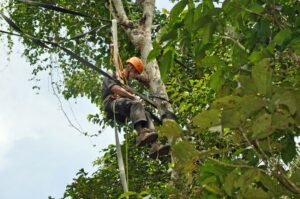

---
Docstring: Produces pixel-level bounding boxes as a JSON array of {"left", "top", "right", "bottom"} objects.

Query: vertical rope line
[
  {"left": 125, "top": 118, "right": 129, "bottom": 190},
  {"left": 113, "top": 101, "right": 129, "bottom": 194}
]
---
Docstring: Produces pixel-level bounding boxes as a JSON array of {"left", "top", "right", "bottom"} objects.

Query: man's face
[{"left": 125, "top": 63, "right": 137, "bottom": 79}]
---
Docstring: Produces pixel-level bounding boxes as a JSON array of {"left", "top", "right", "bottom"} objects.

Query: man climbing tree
[
  {"left": 2, "top": 0, "right": 300, "bottom": 198},
  {"left": 102, "top": 56, "right": 170, "bottom": 158}
]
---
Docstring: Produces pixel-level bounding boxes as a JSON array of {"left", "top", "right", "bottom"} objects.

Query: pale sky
[{"left": 0, "top": 1, "right": 174, "bottom": 199}]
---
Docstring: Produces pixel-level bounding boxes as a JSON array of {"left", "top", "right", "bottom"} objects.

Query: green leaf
[
  {"left": 170, "top": 0, "right": 187, "bottom": 21},
  {"left": 248, "top": 3, "right": 264, "bottom": 14},
  {"left": 172, "top": 141, "right": 199, "bottom": 178},
  {"left": 252, "top": 113, "right": 273, "bottom": 139},
  {"left": 202, "top": 22, "right": 215, "bottom": 45},
  {"left": 157, "top": 25, "right": 178, "bottom": 42},
  {"left": 204, "top": 183, "right": 222, "bottom": 195},
  {"left": 147, "top": 42, "right": 161, "bottom": 63},
  {"left": 184, "top": 8, "right": 194, "bottom": 32},
  {"left": 193, "top": 2, "right": 212, "bottom": 31},
  {"left": 243, "top": 188, "right": 270, "bottom": 199},
  {"left": 201, "top": 160, "right": 233, "bottom": 176},
  {"left": 118, "top": 191, "right": 136, "bottom": 199},
  {"left": 157, "top": 119, "right": 182, "bottom": 140},
  {"left": 252, "top": 58, "right": 272, "bottom": 97},
  {"left": 240, "top": 95, "right": 266, "bottom": 118},
  {"left": 249, "top": 50, "right": 268, "bottom": 63},
  {"left": 138, "top": 191, "right": 151, "bottom": 198},
  {"left": 281, "top": 135, "right": 296, "bottom": 164},
  {"left": 273, "top": 28, "right": 292, "bottom": 46},
  {"left": 232, "top": 44, "right": 248, "bottom": 66},
  {"left": 288, "top": 37, "right": 300, "bottom": 55},
  {"left": 260, "top": 173, "right": 290, "bottom": 196},
  {"left": 255, "top": 19, "right": 271, "bottom": 43},
  {"left": 212, "top": 95, "right": 241, "bottom": 109},
  {"left": 290, "top": 168, "right": 300, "bottom": 187},
  {"left": 224, "top": 172, "right": 239, "bottom": 196},
  {"left": 198, "top": 55, "right": 224, "bottom": 68},
  {"left": 161, "top": 8, "right": 169, "bottom": 14},
  {"left": 201, "top": 175, "right": 218, "bottom": 185},
  {"left": 236, "top": 169, "right": 261, "bottom": 190},
  {"left": 209, "top": 68, "right": 225, "bottom": 93},
  {"left": 159, "top": 48, "right": 174, "bottom": 80},
  {"left": 272, "top": 110, "right": 294, "bottom": 130},
  {"left": 222, "top": 108, "right": 242, "bottom": 128},
  {"left": 192, "top": 109, "right": 221, "bottom": 130},
  {"left": 238, "top": 75, "right": 257, "bottom": 94},
  {"left": 275, "top": 91, "right": 298, "bottom": 115}
]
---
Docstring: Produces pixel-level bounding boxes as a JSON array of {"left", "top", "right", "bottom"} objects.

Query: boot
[
  {"left": 149, "top": 142, "right": 171, "bottom": 159},
  {"left": 136, "top": 128, "right": 158, "bottom": 147}
]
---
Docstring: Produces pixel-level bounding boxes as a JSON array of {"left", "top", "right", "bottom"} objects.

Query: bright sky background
[{"left": 0, "top": 1, "right": 174, "bottom": 199}]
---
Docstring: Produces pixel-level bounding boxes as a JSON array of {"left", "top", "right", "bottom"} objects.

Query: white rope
[
  {"left": 113, "top": 101, "right": 129, "bottom": 194},
  {"left": 111, "top": 18, "right": 129, "bottom": 195}
]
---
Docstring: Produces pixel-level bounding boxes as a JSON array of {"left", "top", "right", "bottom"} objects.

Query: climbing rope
[
  {"left": 111, "top": 16, "right": 130, "bottom": 195},
  {"left": 112, "top": 100, "right": 129, "bottom": 193}
]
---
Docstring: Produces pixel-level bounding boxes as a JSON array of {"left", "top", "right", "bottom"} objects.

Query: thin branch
[
  {"left": 50, "top": 71, "right": 86, "bottom": 135},
  {"left": 272, "top": 165, "right": 300, "bottom": 194},
  {"left": 241, "top": 130, "right": 265, "bottom": 161},
  {"left": 208, "top": 157, "right": 267, "bottom": 173},
  {"left": 49, "top": 63, "right": 98, "bottom": 138},
  {"left": 174, "top": 58, "right": 193, "bottom": 72},
  {"left": 255, "top": 139, "right": 269, "bottom": 160},
  {"left": 112, "top": 0, "right": 134, "bottom": 28},
  {"left": 241, "top": 130, "right": 300, "bottom": 194},
  {"left": 219, "top": 35, "right": 250, "bottom": 53}
]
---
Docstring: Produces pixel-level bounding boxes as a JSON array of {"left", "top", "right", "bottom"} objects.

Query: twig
[
  {"left": 255, "top": 139, "right": 269, "bottom": 160},
  {"left": 208, "top": 157, "right": 267, "bottom": 173},
  {"left": 241, "top": 130, "right": 300, "bottom": 194},
  {"left": 241, "top": 130, "right": 265, "bottom": 161},
  {"left": 272, "top": 165, "right": 300, "bottom": 194},
  {"left": 219, "top": 35, "right": 249, "bottom": 53},
  {"left": 50, "top": 71, "right": 86, "bottom": 135}
]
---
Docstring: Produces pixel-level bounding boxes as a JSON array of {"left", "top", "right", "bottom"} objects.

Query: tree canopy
[{"left": 1, "top": 0, "right": 300, "bottom": 198}]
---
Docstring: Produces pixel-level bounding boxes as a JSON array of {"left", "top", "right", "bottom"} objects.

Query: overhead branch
[
  {"left": 140, "top": 0, "right": 155, "bottom": 61},
  {"left": 111, "top": 0, "right": 133, "bottom": 28},
  {"left": 141, "top": 0, "right": 155, "bottom": 32}
]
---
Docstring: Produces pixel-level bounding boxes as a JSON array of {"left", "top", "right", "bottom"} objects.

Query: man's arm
[{"left": 111, "top": 85, "right": 139, "bottom": 100}]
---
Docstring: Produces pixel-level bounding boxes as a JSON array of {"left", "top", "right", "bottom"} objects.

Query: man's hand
[
  {"left": 134, "top": 73, "right": 149, "bottom": 84},
  {"left": 132, "top": 95, "right": 141, "bottom": 101}
]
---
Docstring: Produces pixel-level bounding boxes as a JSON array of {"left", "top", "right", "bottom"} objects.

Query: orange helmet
[{"left": 126, "top": 57, "right": 144, "bottom": 74}]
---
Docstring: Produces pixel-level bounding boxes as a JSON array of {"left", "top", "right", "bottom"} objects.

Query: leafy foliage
[
  {"left": 61, "top": 133, "right": 171, "bottom": 199},
  {"left": 2, "top": 0, "right": 300, "bottom": 198},
  {"left": 150, "top": 0, "right": 300, "bottom": 198}
]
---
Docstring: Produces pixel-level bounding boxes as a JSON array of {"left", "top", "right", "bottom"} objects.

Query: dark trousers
[{"left": 105, "top": 98, "right": 151, "bottom": 127}]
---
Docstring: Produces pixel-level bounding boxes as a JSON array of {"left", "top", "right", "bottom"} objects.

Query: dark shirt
[{"left": 102, "top": 76, "right": 118, "bottom": 101}]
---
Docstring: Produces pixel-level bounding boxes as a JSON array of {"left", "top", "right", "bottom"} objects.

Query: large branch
[
  {"left": 141, "top": 0, "right": 155, "bottom": 34},
  {"left": 112, "top": 0, "right": 132, "bottom": 27}
]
